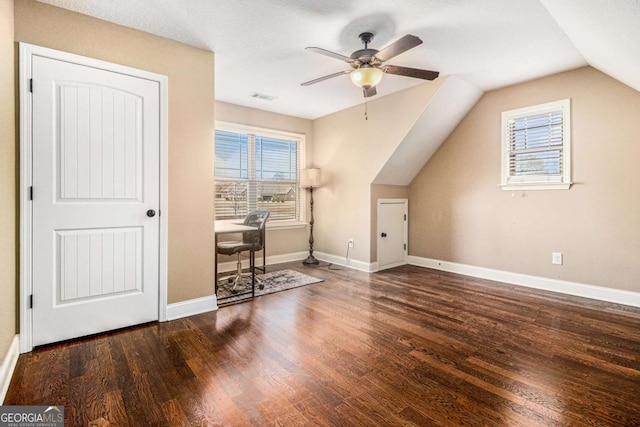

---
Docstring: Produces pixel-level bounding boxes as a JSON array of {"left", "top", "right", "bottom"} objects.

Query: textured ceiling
[
  {"left": 33, "top": 0, "right": 625, "bottom": 120},
  {"left": 539, "top": 0, "right": 640, "bottom": 94},
  {"left": 32, "top": 0, "right": 640, "bottom": 188}
]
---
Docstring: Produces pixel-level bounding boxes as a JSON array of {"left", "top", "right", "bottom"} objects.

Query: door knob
[
  {"left": 381, "top": 232, "right": 387, "bottom": 238},
  {"left": 146, "top": 209, "right": 156, "bottom": 217}
]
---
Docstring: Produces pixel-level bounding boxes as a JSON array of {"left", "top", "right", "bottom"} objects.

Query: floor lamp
[{"left": 300, "top": 168, "right": 321, "bottom": 266}]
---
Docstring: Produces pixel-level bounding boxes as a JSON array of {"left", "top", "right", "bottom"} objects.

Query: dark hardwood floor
[{"left": 6, "top": 263, "right": 640, "bottom": 426}]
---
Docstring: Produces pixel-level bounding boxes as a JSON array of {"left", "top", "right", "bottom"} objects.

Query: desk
[{"left": 214, "top": 220, "right": 261, "bottom": 296}]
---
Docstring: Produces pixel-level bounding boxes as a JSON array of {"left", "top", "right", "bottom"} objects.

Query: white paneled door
[
  {"left": 31, "top": 55, "right": 161, "bottom": 347},
  {"left": 377, "top": 199, "right": 408, "bottom": 271}
]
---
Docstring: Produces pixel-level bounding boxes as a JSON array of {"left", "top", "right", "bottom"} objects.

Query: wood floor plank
[
  {"left": 162, "top": 398, "right": 191, "bottom": 427},
  {"left": 107, "top": 332, "right": 149, "bottom": 424},
  {"left": 102, "top": 390, "right": 131, "bottom": 427},
  {"left": 185, "top": 355, "right": 253, "bottom": 426},
  {"left": 6, "top": 263, "right": 640, "bottom": 426}
]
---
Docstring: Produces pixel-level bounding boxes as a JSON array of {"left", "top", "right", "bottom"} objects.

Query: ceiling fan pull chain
[{"left": 364, "top": 96, "right": 369, "bottom": 120}]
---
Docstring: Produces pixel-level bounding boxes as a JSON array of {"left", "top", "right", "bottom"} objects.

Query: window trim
[
  {"left": 500, "top": 99, "right": 572, "bottom": 191},
  {"left": 214, "top": 121, "right": 307, "bottom": 228}
]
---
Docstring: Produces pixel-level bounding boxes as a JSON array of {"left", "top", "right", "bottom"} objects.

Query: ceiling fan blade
[
  {"left": 363, "top": 86, "right": 377, "bottom": 98},
  {"left": 305, "top": 47, "right": 354, "bottom": 63},
  {"left": 300, "top": 70, "right": 350, "bottom": 86},
  {"left": 383, "top": 65, "right": 439, "bottom": 81},
  {"left": 374, "top": 35, "right": 423, "bottom": 63}
]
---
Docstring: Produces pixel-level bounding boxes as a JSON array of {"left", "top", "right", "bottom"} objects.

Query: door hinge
[
  {"left": 404, "top": 214, "right": 407, "bottom": 221},
  {"left": 29, "top": 294, "right": 33, "bottom": 309},
  {"left": 29, "top": 78, "right": 33, "bottom": 93},
  {"left": 29, "top": 186, "right": 33, "bottom": 200},
  {"left": 404, "top": 243, "right": 407, "bottom": 251}
]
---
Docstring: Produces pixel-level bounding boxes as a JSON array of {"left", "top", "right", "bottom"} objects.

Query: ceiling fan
[{"left": 301, "top": 32, "right": 439, "bottom": 98}]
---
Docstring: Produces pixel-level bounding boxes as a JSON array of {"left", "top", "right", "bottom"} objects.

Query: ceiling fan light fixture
[
  {"left": 302, "top": 33, "right": 437, "bottom": 100},
  {"left": 350, "top": 66, "right": 383, "bottom": 88}
]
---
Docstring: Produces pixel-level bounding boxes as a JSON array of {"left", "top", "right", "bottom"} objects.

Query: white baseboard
[
  {"left": 268, "top": 251, "right": 310, "bottom": 266},
  {"left": 169, "top": 251, "right": 313, "bottom": 321},
  {"left": 166, "top": 295, "right": 218, "bottom": 321},
  {"left": 217, "top": 251, "right": 308, "bottom": 274},
  {"left": 0, "top": 335, "right": 19, "bottom": 404},
  {"left": 315, "top": 251, "right": 377, "bottom": 273},
  {"left": 376, "top": 260, "right": 410, "bottom": 272},
  {"left": 219, "top": 250, "right": 379, "bottom": 274},
  {"left": 407, "top": 255, "right": 640, "bottom": 308}
]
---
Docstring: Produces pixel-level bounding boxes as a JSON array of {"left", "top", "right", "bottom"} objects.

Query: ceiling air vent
[{"left": 248, "top": 92, "right": 278, "bottom": 102}]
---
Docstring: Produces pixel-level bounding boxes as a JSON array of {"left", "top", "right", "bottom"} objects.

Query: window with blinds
[
  {"left": 214, "top": 124, "right": 303, "bottom": 222},
  {"left": 501, "top": 99, "right": 572, "bottom": 190}
]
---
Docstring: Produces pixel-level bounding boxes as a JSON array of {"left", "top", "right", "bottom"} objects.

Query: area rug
[{"left": 217, "top": 269, "right": 323, "bottom": 305}]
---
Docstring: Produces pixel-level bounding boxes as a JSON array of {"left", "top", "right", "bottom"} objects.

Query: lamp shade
[
  {"left": 300, "top": 168, "right": 322, "bottom": 188},
  {"left": 350, "top": 66, "right": 383, "bottom": 88}
]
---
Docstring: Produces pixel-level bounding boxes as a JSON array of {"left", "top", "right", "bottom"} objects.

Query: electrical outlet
[
  {"left": 348, "top": 238, "right": 354, "bottom": 248},
  {"left": 552, "top": 252, "right": 563, "bottom": 265}
]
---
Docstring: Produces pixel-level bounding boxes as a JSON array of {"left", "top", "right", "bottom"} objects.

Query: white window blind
[
  {"left": 501, "top": 99, "right": 571, "bottom": 190},
  {"left": 214, "top": 125, "right": 303, "bottom": 222}
]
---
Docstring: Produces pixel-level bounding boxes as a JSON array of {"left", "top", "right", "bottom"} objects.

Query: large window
[
  {"left": 501, "top": 99, "right": 572, "bottom": 190},
  {"left": 214, "top": 123, "right": 304, "bottom": 223}
]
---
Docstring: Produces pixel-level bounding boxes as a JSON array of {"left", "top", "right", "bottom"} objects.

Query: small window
[
  {"left": 214, "top": 122, "right": 305, "bottom": 224},
  {"left": 501, "top": 99, "right": 572, "bottom": 190}
]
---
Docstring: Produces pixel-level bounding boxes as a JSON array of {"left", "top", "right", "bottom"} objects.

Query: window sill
[
  {"left": 500, "top": 182, "right": 572, "bottom": 191},
  {"left": 266, "top": 221, "right": 307, "bottom": 231}
]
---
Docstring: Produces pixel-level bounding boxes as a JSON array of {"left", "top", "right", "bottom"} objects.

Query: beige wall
[
  {"left": 0, "top": 0, "right": 16, "bottom": 365},
  {"left": 312, "top": 80, "right": 444, "bottom": 264},
  {"left": 409, "top": 66, "right": 640, "bottom": 292},
  {"left": 215, "top": 101, "right": 312, "bottom": 258},
  {"left": 370, "top": 184, "right": 409, "bottom": 261},
  {"left": 14, "top": 0, "right": 216, "bottom": 303}
]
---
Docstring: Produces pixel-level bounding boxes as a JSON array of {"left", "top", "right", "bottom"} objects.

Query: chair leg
[
  {"left": 257, "top": 250, "right": 265, "bottom": 290},
  {"left": 231, "top": 253, "right": 243, "bottom": 293},
  {"left": 251, "top": 250, "right": 256, "bottom": 297}
]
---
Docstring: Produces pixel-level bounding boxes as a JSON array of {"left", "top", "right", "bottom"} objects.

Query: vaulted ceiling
[{"left": 36, "top": 0, "right": 640, "bottom": 121}]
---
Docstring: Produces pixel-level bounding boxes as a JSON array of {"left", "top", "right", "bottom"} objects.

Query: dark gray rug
[{"left": 217, "top": 269, "right": 323, "bottom": 305}]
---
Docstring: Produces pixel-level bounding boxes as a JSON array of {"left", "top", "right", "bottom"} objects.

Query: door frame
[
  {"left": 19, "top": 43, "right": 169, "bottom": 353},
  {"left": 377, "top": 198, "right": 409, "bottom": 271}
]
